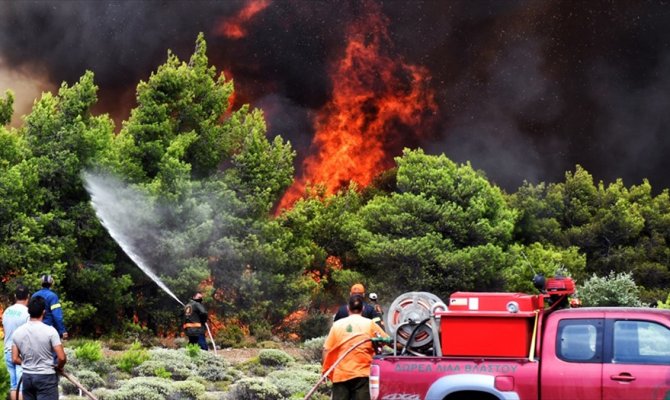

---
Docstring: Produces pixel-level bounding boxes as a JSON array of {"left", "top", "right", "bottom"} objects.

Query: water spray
[{"left": 83, "top": 172, "right": 217, "bottom": 353}]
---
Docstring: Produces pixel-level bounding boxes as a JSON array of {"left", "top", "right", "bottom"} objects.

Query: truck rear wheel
[{"left": 444, "top": 391, "right": 500, "bottom": 400}]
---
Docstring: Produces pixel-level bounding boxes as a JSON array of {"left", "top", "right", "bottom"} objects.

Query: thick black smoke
[{"left": 2, "top": 0, "right": 670, "bottom": 191}]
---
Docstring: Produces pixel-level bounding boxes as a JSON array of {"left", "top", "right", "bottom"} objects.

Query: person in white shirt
[
  {"left": 11, "top": 296, "right": 66, "bottom": 400},
  {"left": 3, "top": 285, "right": 30, "bottom": 400}
]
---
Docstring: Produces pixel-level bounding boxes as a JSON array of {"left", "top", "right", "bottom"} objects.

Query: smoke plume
[{"left": 3, "top": 1, "right": 670, "bottom": 192}]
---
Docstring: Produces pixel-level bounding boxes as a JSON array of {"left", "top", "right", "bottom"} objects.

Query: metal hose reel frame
[{"left": 387, "top": 291, "right": 445, "bottom": 353}]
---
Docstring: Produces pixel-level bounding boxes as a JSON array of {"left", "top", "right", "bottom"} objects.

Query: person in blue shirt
[{"left": 32, "top": 275, "right": 68, "bottom": 340}]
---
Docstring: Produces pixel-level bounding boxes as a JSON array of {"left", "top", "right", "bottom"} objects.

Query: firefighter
[
  {"left": 32, "top": 275, "right": 68, "bottom": 339},
  {"left": 334, "top": 284, "right": 384, "bottom": 330},
  {"left": 323, "top": 294, "right": 388, "bottom": 400},
  {"left": 183, "top": 292, "right": 208, "bottom": 350}
]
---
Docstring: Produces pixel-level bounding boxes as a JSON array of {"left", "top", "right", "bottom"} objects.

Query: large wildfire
[
  {"left": 275, "top": 1, "right": 437, "bottom": 211},
  {"left": 217, "top": 0, "right": 437, "bottom": 212}
]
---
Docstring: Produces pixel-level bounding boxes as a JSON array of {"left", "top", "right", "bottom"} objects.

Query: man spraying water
[{"left": 183, "top": 292, "right": 209, "bottom": 350}]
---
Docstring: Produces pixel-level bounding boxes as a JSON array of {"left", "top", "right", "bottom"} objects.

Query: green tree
[
  {"left": 104, "top": 33, "right": 301, "bottom": 332},
  {"left": 502, "top": 243, "right": 586, "bottom": 293},
  {"left": 351, "top": 149, "right": 517, "bottom": 297},
  {"left": 4, "top": 70, "right": 134, "bottom": 332},
  {"left": 510, "top": 166, "right": 669, "bottom": 305},
  {"left": 118, "top": 32, "right": 235, "bottom": 183}
]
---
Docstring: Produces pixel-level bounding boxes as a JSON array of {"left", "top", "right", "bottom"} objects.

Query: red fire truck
[{"left": 370, "top": 276, "right": 670, "bottom": 400}]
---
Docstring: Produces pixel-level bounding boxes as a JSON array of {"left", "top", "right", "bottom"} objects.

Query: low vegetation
[{"left": 51, "top": 337, "right": 329, "bottom": 400}]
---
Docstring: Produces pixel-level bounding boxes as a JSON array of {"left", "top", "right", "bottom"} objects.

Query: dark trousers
[
  {"left": 188, "top": 334, "right": 208, "bottom": 350},
  {"left": 22, "top": 373, "right": 59, "bottom": 400},
  {"left": 332, "top": 376, "right": 370, "bottom": 400}
]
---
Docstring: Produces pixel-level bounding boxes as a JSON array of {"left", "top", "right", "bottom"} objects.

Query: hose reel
[{"left": 387, "top": 292, "right": 446, "bottom": 353}]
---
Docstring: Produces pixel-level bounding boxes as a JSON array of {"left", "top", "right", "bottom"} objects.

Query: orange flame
[
  {"left": 277, "top": 1, "right": 437, "bottom": 212},
  {"left": 217, "top": 0, "right": 271, "bottom": 39}
]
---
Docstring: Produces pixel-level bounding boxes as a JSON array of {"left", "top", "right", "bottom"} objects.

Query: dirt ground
[{"left": 213, "top": 345, "right": 306, "bottom": 363}]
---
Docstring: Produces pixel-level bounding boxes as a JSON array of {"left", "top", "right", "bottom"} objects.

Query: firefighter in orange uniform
[
  {"left": 182, "top": 292, "right": 208, "bottom": 350},
  {"left": 323, "top": 294, "right": 388, "bottom": 400}
]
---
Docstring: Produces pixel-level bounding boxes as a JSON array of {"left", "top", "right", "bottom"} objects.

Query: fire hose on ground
[
  {"left": 303, "top": 335, "right": 392, "bottom": 400},
  {"left": 59, "top": 370, "right": 99, "bottom": 400},
  {"left": 17, "top": 369, "right": 100, "bottom": 400}
]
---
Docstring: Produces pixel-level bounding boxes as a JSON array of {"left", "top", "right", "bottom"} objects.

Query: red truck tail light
[
  {"left": 494, "top": 375, "right": 515, "bottom": 392},
  {"left": 370, "top": 364, "right": 380, "bottom": 400}
]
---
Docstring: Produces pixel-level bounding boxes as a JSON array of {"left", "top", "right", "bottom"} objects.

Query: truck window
[
  {"left": 557, "top": 319, "right": 602, "bottom": 363},
  {"left": 613, "top": 320, "right": 670, "bottom": 364}
]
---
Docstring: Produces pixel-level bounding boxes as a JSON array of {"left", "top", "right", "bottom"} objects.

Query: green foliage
[
  {"left": 502, "top": 243, "right": 586, "bottom": 293},
  {"left": 302, "top": 336, "right": 326, "bottom": 363},
  {"left": 250, "top": 320, "right": 273, "bottom": 341},
  {"left": 186, "top": 343, "right": 201, "bottom": 358},
  {"left": 579, "top": 271, "right": 644, "bottom": 307},
  {"left": 116, "top": 342, "right": 150, "bottom": 373},
  {"left": 0, "top": 90, "right": 13, "bottom": 126},
  {"left": 74, "top": 340, "right": 104, "bottom": 363},
  {"left": 298, "top": 311, "right": 331, "bottom": 340},
  {"left": 0, "top": 361, "right": 9, "bottom": 400},
  {"left": 510, "top": 167, "right": 670, "bottom": 304},
  {"left": 267, "top": 367, "right": 321, "bottom": 398},
  {"left": 216, "top": 324, "right": 245, "bottom": 348},
  {"left": 351, "top": 148, "right": 518, "bottom": 296},
  {"left": 258, "top": 349, "right": 294, "bottom": 367},
  {"left": 226, "top": 377, "right": 283, "bottom": 400},
  {"left": 109, "top": 377, "right": 172, "bottom": 400},
  {"left": 60, "top": 370, "right": 105, "bottom": 395},
  {"left": 172, "top": 380, "right": 206, "bottom": 400},
  {"left": 143, "top": 348, "right": 195, "bottom": 380},
  {"left": 153, "top": 367, "right": 172, "bottom": 380},
  {"left": 117, "top": 322, "right": 154, "bottom": 346}
]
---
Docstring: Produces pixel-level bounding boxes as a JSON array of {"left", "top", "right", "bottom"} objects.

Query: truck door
[
  {"left": 541, "top": 317, "right": 604, "bottom": 400},
  {"left": 602, "top": 319, "right": 670, "bottom": 400}
]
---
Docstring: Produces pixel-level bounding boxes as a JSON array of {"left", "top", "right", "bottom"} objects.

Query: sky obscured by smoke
[{"left": 2, "top": 0, "right": 670, "bottom": 191}]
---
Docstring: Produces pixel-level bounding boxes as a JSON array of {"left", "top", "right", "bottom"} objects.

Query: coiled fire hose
[{"left": 303, "top": 335, "right": 392, "bottom": 400}]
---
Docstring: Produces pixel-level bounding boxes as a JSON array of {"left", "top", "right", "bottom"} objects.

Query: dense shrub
[
  {"left": 136, "top": 359, "right": 192, "bottom": 380},
  {"left": 91, "top": 387, "right": 115, "bottom": 400},
  {"left": 302, "top": 336, "right": 326, "bottom": 363},
  {"left": 193, "top": 350, "right": 229, "bottom": 368},
  {"left": 61, "top": 369, "right": 106, "bottom": 395},
  {"left": 186, "top": 343, "right": 201, "bottom": 358},
  {"left": 216, "top": 324, "right": 245, "bottom": 348},
  {"left": 108, "top": 386, "right": 165, "bottom": 400},
  {"left": 299, "top": 311, "right": 331, "bottom": 340},
  {"left": 116, "top": 342, "right": 150, "bottom": 373},
  {"left": 146, "top": 348, "right": 195, "bottom": 380},
  {"left": 197, "top": 362, "right": 239, "bottom": 382},
  {"left": 169, "top": 380, "right": 206, "bottom": 400},
  {"left": 226, "top": 377, "right": 282, "bottom": 400},
  {"left": 250, "top": 320, "right": 273, "bottom": 341},
  {"left": 258, "top": 349, "right": 294, "bottom": 367},
  {"left": 268, "top": 368, "right": 321, "bottom": 398},
  {"left": 74, "top": 340, "right": 104, "bottom": 363},
  {"left": 112, "top": 376, "right": 173, "bottom": 400},
  {"left": 579, "top": 271, "right": 644, "bottom": 307}
]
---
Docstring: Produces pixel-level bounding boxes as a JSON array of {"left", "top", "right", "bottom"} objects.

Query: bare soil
[{"left": 216, "top": 346, "right": 305, "bottom": 363}]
